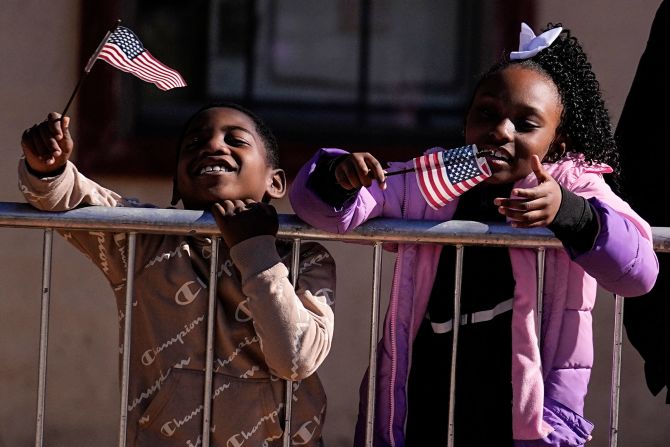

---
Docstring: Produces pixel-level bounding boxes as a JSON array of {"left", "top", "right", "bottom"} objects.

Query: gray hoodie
[{"left": 19, "top": 159, "right": 336, "bottom": 447}]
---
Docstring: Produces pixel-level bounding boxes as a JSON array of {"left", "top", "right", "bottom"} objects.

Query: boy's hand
[
  {"left": 334, "top": 152, "right": 387, "bottom": 190},
  {"left": 211, "top": 200, "right": 279, "bottom": 247},
  {"left": 493, "top": 155, "right": 561, "bottom": 227},
  {"left": 21, "top": 112, "right": 74, "bottom": 175}
]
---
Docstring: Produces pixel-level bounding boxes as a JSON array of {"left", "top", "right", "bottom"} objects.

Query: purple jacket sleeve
[
  {"left": 514, "top": 397, "right": 594, "bottom": 446},
  {"left": 572, "top": 198, "right": 658, "bottom": 297},
  {"left": 289, "top": 148, "right": 385, "bottom": 233}
]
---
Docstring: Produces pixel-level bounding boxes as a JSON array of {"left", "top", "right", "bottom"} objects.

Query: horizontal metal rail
[
  {"left": 1, "top": 201, "right": 664, "bottom": 447},
  {"left": 2, "top": 202, "right": 669, "bottom": 251}
]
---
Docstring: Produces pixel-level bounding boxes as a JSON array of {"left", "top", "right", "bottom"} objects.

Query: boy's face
[
  {"left": 176, "top": 107, "right": 284, "bottom": 209},
  {"left": 465, "top": 65, "right": 565, "bottom": 184}
]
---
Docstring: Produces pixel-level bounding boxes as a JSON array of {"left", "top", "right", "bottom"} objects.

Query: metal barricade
[{"left": 1, "top": 202, "right": 669, "bottom": 447}]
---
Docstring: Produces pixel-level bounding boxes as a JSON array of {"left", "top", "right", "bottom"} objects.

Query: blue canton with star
[
  {"left": 109, "top": 26, "right": 145, "bottom": 59},
  {"left": 442, "top": 145, "right": 480, "bottom": 183}
]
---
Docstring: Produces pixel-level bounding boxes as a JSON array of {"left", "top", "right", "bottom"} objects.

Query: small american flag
[
  {"left": 413, "top": 145, "right": 491, "bottom": 209},
  {"left": 97, "top": 26, "right": 186, "bottom": 91}
]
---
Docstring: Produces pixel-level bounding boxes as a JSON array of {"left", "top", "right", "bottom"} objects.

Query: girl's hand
[
  {"left": 21, "top": 112, "right": 74, "bottom": 175},
  {"left": 334, "top": 152, "right": 387, "bottom": 190},
  {"left": 211, "top": 200, "right": 279, "bottom": 248},
  {"left": 493, "top": 155, "right": 561, "bottom": 227}
]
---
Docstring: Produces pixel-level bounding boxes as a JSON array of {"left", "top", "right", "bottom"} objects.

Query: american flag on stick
[
  {"left": 97, "top": 26, "right": 187, "bottom": 91},
  {"left": 413, "top": 144, "right": 491, "bottom": 209}
]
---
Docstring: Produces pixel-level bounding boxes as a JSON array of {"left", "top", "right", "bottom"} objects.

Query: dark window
[{"left": 78, "top": 0, "right": 534, "bottom": 178}]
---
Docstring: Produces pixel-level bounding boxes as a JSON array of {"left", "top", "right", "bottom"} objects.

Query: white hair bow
[{"left": 509, "top": 22, "right": 562, "bottom": 60}]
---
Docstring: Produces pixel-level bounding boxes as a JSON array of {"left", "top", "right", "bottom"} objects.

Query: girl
[{"left": 289, "top": 23, "right": 658, "bottom": 446}]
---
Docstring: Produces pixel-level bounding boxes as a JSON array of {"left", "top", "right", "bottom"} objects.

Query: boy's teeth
[{"left": 200, "top": 165, "right": 231, "bottom": 174}]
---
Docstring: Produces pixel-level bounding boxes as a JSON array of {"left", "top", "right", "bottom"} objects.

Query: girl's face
[{"left": 465, "top": 65, "right": 565, "bottom": 184}]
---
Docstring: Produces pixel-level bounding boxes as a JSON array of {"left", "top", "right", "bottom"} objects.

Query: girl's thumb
[{"left": 531, "top": 155, "right": 549, "bottom": 182}]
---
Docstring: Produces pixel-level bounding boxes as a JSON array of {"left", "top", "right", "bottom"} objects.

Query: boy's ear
[{"left": 265, "top": 168, "right": 287, "bottom": 200}]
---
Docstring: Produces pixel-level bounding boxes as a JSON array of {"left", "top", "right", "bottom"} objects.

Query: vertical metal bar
[
  {"left": 118, "top": 233, "right": 137, "bottom": 447},
  {"left": 282, "top": 238, "right": 301, "bottom": 447},
  {"left": 447, "top": 245, "right": 464, "bottom": 447},
  {"left": 34, "top": 228, "right": 53, "bottom": 447},
  {"left": 608, "top": 294, "right": 624, "bottom": 447},
  {"left": 202, "top": 237, "right": 220, "bottom": 447},
  {"left": 535, "top": 248, "right": 546, "bottom": 340},
  {"left": 364, "top": 242, "right": 383, "bottom": 446}
]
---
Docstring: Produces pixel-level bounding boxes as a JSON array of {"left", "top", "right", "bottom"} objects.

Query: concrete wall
[
  {"left": 1, "top": 1, "right": 667, "bottom": 446},
  {"left": 537, "top": 0, "right": 659, "bottom": 126},
  {"left": 0, "top": 2, "right": 120, "bottom": 446}
]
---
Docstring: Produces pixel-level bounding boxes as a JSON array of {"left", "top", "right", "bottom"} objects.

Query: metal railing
[{"left": 1, "top": 202, "right": 669, "bottom": 447}]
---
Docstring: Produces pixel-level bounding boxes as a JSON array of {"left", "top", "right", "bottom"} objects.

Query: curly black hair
[
  {"left": 171, "top": 102, "right": 280, "bottom": 206},
  {"left": 474, "top": 23, "right": 620, "bottom": 188}
]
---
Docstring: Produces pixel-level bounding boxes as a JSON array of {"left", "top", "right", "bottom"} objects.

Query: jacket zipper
[{"left": 388, "top": 172, "right": 409, "bottom": 446}]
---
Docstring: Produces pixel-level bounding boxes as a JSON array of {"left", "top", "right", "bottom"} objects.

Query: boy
[{"left": 19, "top": 104, "right": 335, "bottom": 446}]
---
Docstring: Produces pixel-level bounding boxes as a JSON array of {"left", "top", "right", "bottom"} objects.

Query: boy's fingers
[
  {"left": 223, "top": 200, "right": 237, "bottom": 216},
  {"left": 37, "top": 141, "right": 58, "bottom": 167},
  {"left": 29, "top": 127, "right": 51, "bottom": 161},
  {"left": 61, "top": 115, "right": 70, "bottom": 133},
  {"left": 38, "top": 123, "right": 61, "bottom": 159},
  {"left": 233, "top": 200, "right": 247, "bottom": 213},
  {"left": 220, "top": 200, "right": 236, "bottom": 215},
  {"left": 47, "top": 113, "right": 64, "bottom": 139},
  {"left": 211, "top": 202, "right": 225, "bottom": 218},
  {"left": 214, "top": 200, "right": 246, "bottom": 218}
]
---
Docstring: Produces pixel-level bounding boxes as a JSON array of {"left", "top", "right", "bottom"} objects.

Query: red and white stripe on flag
[
  {"left": 98, "top": 45, "right": 186, "bottom": 90},
  {"left": 96, "top": 26, "right": 186, "bottom": 91},
  {"left": 413, "top": 145, "right": 491, "bottom": 209}
]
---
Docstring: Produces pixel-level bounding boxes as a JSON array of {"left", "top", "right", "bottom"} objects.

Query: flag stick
[
  {"left": 60, "top": 19, "right": 122, "bottom": 117},
  {"left": 381, "top": 150, "right": 494, "bottom": 177},
  {"left": 383, "top": 167, "right": 415, "bottom": 176}
]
